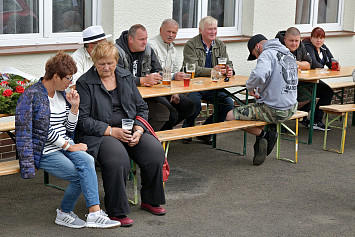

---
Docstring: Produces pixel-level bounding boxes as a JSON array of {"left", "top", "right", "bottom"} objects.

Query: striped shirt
[{"left": 42, "top": 91, "right": 78, "bottom": 154}]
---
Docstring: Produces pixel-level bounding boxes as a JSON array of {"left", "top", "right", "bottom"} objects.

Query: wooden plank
[
  {"left": 320, "top": 104, "right": 355, "bottom": 113},
  {"left": 0, "top": 160, "right": 20, "bottom": 176},
  {"left": 298, "top": 66, "right": 355, "bottom": 82},
  {"left": 0, "top": 121, "right": 15, "bottom": 133},
  {"left": 327, "top": 81, "right": 355, "bottom": 89},
  {"left": 290, "top": 111, "right": 308, "bottom": 119}
]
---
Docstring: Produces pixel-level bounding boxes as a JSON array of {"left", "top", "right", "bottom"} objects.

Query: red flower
[
  {"left": 17, "top": 81, "right": 26, "bottom": 85},
  {"left": 15, "top": 86, "right": 25, "bottom": 93},
  {"left": 1, "top": 81, "right": 9, "bottom": 86},
  {"left": 2, "top": 89, "right": 13, "bottom": 97}
]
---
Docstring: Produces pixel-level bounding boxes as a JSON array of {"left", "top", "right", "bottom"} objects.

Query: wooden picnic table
[{"left": 298, "top": 66, "right": 355, "bottom": 144}]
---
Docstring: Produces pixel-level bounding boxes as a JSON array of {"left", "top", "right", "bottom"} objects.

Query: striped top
[{"left": 42, "top": 91, "right": 78, "bottom": 154}]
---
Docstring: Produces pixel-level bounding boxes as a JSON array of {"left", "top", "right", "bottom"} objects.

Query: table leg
[
  {"left": 212, "top": 90, "right": 218, "bottom": 148},
  {"left": 352, "top": 91, "right": 355, "bottom": 126},
  {"left": 308, "top": 82, "right": 318, "bottom": 144}
]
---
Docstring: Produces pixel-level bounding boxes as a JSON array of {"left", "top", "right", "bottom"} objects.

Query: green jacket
[{"left": 183, "top": 34, "right": 233, "bottom": 77}]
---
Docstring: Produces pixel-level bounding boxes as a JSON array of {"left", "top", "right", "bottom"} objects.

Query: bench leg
[
  {"left": 43, "top": 171, "right": 65, "bottom": 191},
  {"left": 323, "top": 112, "right": 348, "bottom": 154},
  {"left": 340, "top": 112, "right": 348, "bottom": 154},
  {"left": 128, "top": 160, "right": 138, "bottom": 205},
  {"left": 276, "top": 121, "right": 298, "bottom": 164}
]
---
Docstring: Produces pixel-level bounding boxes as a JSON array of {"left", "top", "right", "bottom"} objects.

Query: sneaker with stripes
[
  {"left": 55, "top": 209, "right": 86, "bottom": 228},
  {"left": 86, "top": 210, "right": 121, "bottom": 228}
]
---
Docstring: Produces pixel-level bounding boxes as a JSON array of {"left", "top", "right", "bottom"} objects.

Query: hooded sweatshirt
[
  {"left": 275, "top": 31, "right": 312, "bottom": 65},
  {"left": 115, "top": 30, "right": 162, "bottom": 85},
  {"left": 246, "top": 39, "right": 298, "bottom": 110}
]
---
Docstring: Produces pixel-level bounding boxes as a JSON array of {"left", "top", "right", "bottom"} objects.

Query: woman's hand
[
  {"left": 111, "top": 127, "right": 133, "bottom": 143},
  {"left": 68, "top": 143, "right": 88, "bottom": 152},
  {"left": 128, "top": 130, "right": 142, "bottom": 147},
  {"left": 66, "top": 88, "right": 80, "bottom": 113}
]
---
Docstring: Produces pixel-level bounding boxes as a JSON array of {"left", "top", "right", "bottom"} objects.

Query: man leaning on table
[
  {"left": 181, "top": 16, "right": 234, "bottom": 145},
  {"left": 148, "top": 19, "right": 195, "bottom": 130},
  {"left": 226, "top": 34, "right": 298, "bottom": 166},
  {"left": 276, "top": 27, "right": 333, "bottom": 131},
  {"left": 115, "top": 24, "right": 170, "bottom": 131},
  {"left": 70, "top": 25, "right": 112, "bottom": 88}
]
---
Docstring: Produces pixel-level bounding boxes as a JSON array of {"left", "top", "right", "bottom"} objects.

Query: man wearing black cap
[{"left": 226, "top": 34, "right": 298, "bottom": 165}]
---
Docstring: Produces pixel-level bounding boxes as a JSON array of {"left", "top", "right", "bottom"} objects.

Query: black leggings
[{"left": 97, "top": 133, "right": 166, "bottom": 217}]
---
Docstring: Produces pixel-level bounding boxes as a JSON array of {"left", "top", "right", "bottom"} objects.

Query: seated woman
[
  {"left": 15, "top": 52, "right": 120, "bottom": 229},
  {"left": 300, "top": 27, "right": 335, "bottom": 131},
  {"left": 75, "top": 42, "right": 166, "bottom": 227}
]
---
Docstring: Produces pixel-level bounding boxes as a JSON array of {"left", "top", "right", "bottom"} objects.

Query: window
[
  {"left": 0, "top": 0, "right": 101, "bottom": 47},
  {"left": 172, "top": 0, "right": 242, "bottom": 38},
  {"left": 295, "top": 0, "right": 344, "bottom": 32}
]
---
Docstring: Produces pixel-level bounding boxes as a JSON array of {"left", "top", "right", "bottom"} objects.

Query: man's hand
[
  {"left": 249, "top": 89, "right": 260, "bottom": 99},
  {"left": 170, "top": 94, "right": 180, "bottom": 104},
  {"left": 174, "top": 72, "right": 185, "bottom": 81},
  {"left": 225, "top": 65, "right": 233, "bottom": 77},
  {"left": 141, "top": 73, "right": 162, "bottom": 87}
]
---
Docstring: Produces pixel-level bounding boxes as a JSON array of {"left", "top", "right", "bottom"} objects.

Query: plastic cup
[
  {"left": 211, "top": 68, "right": 220, "bottom": 82},
  {"left": 122, "top": 119, "right": 134, "bottom": 133},
  {"left": 183, "top": 73, "right": 191, "bottom": 87},
  {"left": 331, "top": 58, "right": 339, "bottom": 71}
]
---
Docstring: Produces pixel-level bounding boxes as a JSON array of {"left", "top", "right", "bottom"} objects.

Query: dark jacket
[
  {"left": 303, "top": 38, "right": 333, "bottom": 69},
  {"left": 183, "top": 34, "right": 233, "bottom": 77},
  {"left": 75, "top": 66, "right": 149, "bottom": 159},
  {"left": 115, "top": 30, "right": 162, "bottom": 85},
  {"left": 275, "top": 31, "right": 312, "bottom": 65},
  {"left": 15, "top": 79, "right": 69, "bottom": 179}
]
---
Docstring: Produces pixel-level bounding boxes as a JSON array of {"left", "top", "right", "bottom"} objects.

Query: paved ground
[{"left": 1, "top": 118, "right": 354, "bottom": 237}]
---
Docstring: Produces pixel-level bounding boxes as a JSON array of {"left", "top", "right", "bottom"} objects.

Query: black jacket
[
  {"left": 275, "top": 31, "right": 312, "bottom": 65},
  {"left": 303, "top": 38, "right": 333, "bottom": 69},
  {"left": 75, "top": 66, "right": 148, "bottom": 159},
  {"left": 115, "top": 30, "right": 162, "bottom": 85}
]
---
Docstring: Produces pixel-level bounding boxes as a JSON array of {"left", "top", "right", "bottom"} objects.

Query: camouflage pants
[{"left": 232, "top": 103, "right": 298, "bottom": 124}]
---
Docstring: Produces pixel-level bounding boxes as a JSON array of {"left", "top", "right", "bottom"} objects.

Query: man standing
[
  {"left": 149, "top": 19, "right": 195, "bottom": 130},
  {"left": 276, "top": 27, "right": 333, "bottom": 131},
  {"left": 115, "top": 24, "right": 170, "bottom": 131},
  {"left": 226, "top": 34, "right": 298, "bottom": 166},
  {"left": 182, "top": 16, "right": 234, "bottom": 145},
  {"left": 71, "top": 25, "right": 111, "bottom": 88}
]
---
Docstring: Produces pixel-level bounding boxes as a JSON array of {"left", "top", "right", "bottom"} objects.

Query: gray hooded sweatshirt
[{"left": 246, "top": 39, "right": 298, "bottom": 110}]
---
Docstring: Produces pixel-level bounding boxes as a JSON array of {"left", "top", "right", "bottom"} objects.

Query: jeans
[
  {"left": 183, "top": 90, "right": 234, "bottom": 128},
  {"left": 39, "top": 147, "right": 100, "bottom": 213}
]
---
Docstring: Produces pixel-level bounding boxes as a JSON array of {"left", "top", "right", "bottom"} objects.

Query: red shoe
[
  {"left": 141, "top": 203, "right": 166, "bottom": 215},
  {"left": 109, "top": 216, "right": 134, "bottom": 227}
]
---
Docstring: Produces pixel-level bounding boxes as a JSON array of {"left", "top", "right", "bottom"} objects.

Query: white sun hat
[{"left": 82, "top": 25, "right": 112, "bottom": 44}]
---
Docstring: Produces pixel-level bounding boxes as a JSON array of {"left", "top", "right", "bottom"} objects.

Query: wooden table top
[
  {"left": 298, "top": 66, "right": 355, "bottom": 83},
  {"left": 138, "top": 75, "right": 249, "bottom": 98}
]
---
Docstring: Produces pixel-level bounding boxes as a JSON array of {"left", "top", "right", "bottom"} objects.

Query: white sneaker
[
  {"left": 86, "top": 210, "right": 121, "bottom": 228},
  {"left": 55, "top": 209, "right": 86, "bottom": 228}
]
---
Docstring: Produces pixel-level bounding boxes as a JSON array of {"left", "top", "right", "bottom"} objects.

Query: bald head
[{"left": 284, "top": 27, "right": 301, "bottom": 52}]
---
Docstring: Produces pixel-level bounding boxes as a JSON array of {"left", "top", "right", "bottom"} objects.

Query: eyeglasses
[{"left": 65, "top": 76, "right": 73, "bottom": 83}]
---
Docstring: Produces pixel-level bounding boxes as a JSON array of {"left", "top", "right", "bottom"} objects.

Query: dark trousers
[
  {"left": 299, "top": 80, "right": 334, "bottom": 122},
  {"left": 97, "top": 133, "right": 166, "bottom": 217},
  {"left": 159, "top": 94, "right": 196, "bottom": 130},
  {"left": 146, "top": 98, "right": 170, "bottom": 131},
  {"left": 182, "top": 90, "right": 234, "bottom": 127}
]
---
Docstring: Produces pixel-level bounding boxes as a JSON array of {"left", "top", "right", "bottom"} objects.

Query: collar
[
  {"left": 201, "top": 36, "right": 214, "bottom": 53},
  {"left": 156, "top": 34, "right": 175, "bottom": 50},
  {"left": 84, "top": 48, "right": 92, "bottom": 60}
]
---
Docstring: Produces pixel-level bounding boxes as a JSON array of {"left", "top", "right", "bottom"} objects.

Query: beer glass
[
  {"left": 186, "top": 63, "right": 196, "bottom": 79},
  {"left": 218, "top": 57, "right": 227, "bottom": 70},
  {"left": 122, "top": 119, "right": 134, "bottom": 133}
]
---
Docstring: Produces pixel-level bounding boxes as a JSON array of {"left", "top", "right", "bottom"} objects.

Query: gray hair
[
  {"left": 199, "top": 16, "right": 218, "bottom": 30},
  {"left": 128, "top": 24, "right": 147, "bottom": 39},
  {"left": 161, "top": 19, "right": 179, "bottom": 28}
]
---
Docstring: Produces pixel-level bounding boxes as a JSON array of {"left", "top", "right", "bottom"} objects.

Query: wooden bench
[
  {"left": 0, "top": 160, "right": 20, "bottom": 176},
  {"left": 156, "top": 110, "right": 308, "bottom": 163},
  {"left": 327, "top": 81, "right": 355, "bottom": 104},
  {"left": 320, "top": 104, "right": 355, "bottom": 154}
]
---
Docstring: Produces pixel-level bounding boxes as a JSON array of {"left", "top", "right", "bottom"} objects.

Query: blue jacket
[{"left": 15, "top": 79, "right": 69, "bottom": 179}]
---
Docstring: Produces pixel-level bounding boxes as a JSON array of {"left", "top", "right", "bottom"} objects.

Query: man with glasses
[{"left": 70, "top": 25, "right": 112, "bottom": 88}]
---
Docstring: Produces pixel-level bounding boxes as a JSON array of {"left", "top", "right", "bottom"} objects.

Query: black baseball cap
[{"left": 247, "top": 34, "right": 267, "bottom": 61}]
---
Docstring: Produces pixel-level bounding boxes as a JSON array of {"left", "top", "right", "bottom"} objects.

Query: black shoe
[
  {"left": 313, "top": 121, "right": 330, "bottom": 131},
  {"left": 197, "top": 135, "right": 212, "bottom": 145},
  {"left": 267, "top": 124, "right": 277, "bottom": 132},
  {"left": 253, "top": 137, "right": 267, "bottom": 165},
  {"left": 300, "top": 117, "right": 310, "bottom": 128},
  {"left": 264, "top": 131, "right": 278, "bottom": 156},
  {"left": 182, "top": 138, "right": 192, "bottom": 144}
]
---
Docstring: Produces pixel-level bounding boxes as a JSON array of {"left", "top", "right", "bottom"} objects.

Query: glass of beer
[
  {"left": 183, "top": 73, "right": 191, "bottom": 87},
  {"left": 218, "top": 57, "right": 227, "bottom": 70},
  {"left": 162, "top": 71, "right": 171, "bottom": 87},
  {"left": 211, "top": 68, "right": 220, "bottom": 82},
  {"left": 186, "top": 63, "right": 196, "bottom": 79}
]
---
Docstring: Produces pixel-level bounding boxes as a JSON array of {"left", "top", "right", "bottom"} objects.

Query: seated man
[
  {"left": 276, "top": 27, "right": 333, "bottom": 131},
  {"left": 182, "top": 16, "right": 234, "bottom": 145},
  {"left": 115, "top": 24, "right": 170, "bottom": 131},
  {"left": 149, "top": 19, "right": 195, "bottom": 130},
  {"left": 71, "top": 25, "right": 112, "bottom": 88},
  {"left": 226, "top": 34, "right": 298, "bottom": 166}
]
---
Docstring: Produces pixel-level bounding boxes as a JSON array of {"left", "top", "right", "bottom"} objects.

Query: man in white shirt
[
  {"left": 149, "top": 19, "right": 195, "bottom": 130},
  {"left": 71, "top": 25, "right": 112, "bottom": 88}
]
